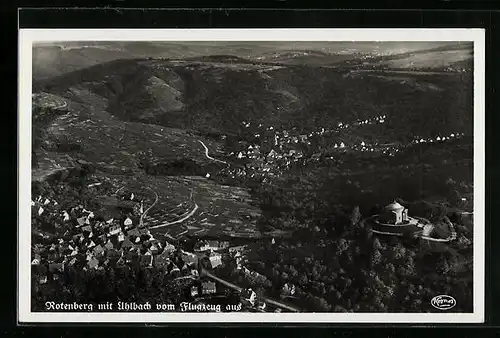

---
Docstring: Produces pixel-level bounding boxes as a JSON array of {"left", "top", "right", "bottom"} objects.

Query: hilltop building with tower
[{"left": 367, "top": 200, "right": 458, "bottom": 243}]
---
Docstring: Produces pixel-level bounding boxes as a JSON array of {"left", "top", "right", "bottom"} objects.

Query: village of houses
[
  {"left": 223, "top": 117, "right": 466, "bottom": 181},
  {"left": 31, "top": 190, "right": 296, "bottom": 312}
]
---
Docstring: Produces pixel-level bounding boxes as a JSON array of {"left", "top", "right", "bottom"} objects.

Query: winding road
[
  {"left": 52, "top": 99, "right": 68, "bottom": 110},
  {"left": 123, "top": 139, "right": 226, "bottom": 230},
  {"left": 201, "top": 269, "right": 300, "bottom": 313},
  {"left": 140, "top": 187, "right": 159, "bottom": 227},
  {"left": 149, "top": 190, "right": 199, "bottom": 230},
  {"left": 198, "top": 140, "right": 228, "bottom": 165},
  {"left": 369, "top": 216, "right": 458, "bottom": 243},
  {"left": 147, "top": 139, "right": 228, "bottom": 230},
  {"left": 419, "top": 219, "right": 457, "bottom": 242},
  {"left": 113, "top": 186, "right": 159, "bottom": 227}
]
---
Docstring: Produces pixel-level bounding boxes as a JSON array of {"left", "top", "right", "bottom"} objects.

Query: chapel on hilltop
[
  {"left": 378, "top": 201, "right": 409, "bottom": 225},
  {"left": 371, "top": 200, "right": 425, "bottom": 238}
]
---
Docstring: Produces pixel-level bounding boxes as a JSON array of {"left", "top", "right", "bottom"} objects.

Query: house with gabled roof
[
  {"left": 86, "top": 240, "right": 96, "bottom": 249},
  {"left": 62, "top": 211, "right": 70, "bottom": 222},
  {"left": 93, "top": 244, "right": 105, "bottom": 257},
  {"left": 117, "top": 232, "right": 125, "bottom": 242},
  {"left": 267, "top": 149, "right": 278, "bottom": 159},
  {"left": 69, "top": 246, "right": 79, "bottom": 257},
  {"left": 123, "top": 217, "right": 134, "bottom": 230},
  {"left": 108, "top": 224, "right": 121, "bottom": 236},
  {"left": 209, "top": 252, "right": 222, "bottom": 269},
  {"left": 31, "top": 251, "right": 41, "bottom": 263},
  {"left": 76, "top": 216, "right": 86, "bottom": 227},
  {"left": 104, "top": 240, "right": 114, "bottom": 250},
  {"left": 148, "top": 242, "right": 160, "bottom": 255}
]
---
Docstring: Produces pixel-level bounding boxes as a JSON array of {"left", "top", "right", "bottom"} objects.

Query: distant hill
[
  {"left": 33, "top": 45, "right": 136, "bottom": 81},
  {"left": 183, "top": 55, "right": 254, "bottom": 64},
  {"left": 32, "top": 41, "right": 468, "bottom": 80},
  {"left": 357, "top": 43, "right": 473, "bottom": 71},
  {"left": 31, "top": 73, "right": 225, "bottom": 178},
  {"left": 35, "top": 47, "right": 473, "bottom": 144}
]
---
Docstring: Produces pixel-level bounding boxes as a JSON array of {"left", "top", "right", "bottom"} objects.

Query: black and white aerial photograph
[{"left": 19, "top": 29, "right": 485, "bottom": 322}]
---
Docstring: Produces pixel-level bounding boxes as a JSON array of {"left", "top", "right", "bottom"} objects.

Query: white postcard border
[{"left": 18, "top": 28, "right": 485, "bottom": 323}]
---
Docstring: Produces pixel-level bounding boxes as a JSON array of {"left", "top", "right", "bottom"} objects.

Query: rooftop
[{"left": 385, "top": 201, "right": 404, "bottom": 211}]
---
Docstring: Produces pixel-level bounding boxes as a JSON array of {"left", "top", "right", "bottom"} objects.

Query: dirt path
[
  {"left": 140, "top": 187, "right": 159, "bottom": 226},
  {"left": 198, "top": 140, "right": 228, "bottom": 165},
  {"left": 420, "top": 219, "right": 457, "bottom": 242},
  {"left": 369, "top": 216, "right": 458, "bottom": 243},
  {"left": 149, "top": 191, "right": 199, "bottom": 230},
  {"left": 53, "top": 100, "right": 68, "bottom": 110}
]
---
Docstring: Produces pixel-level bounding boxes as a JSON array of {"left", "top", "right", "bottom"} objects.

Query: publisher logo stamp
[{"left": 431, "top": 295, "right": 456, "bottom": 310}]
